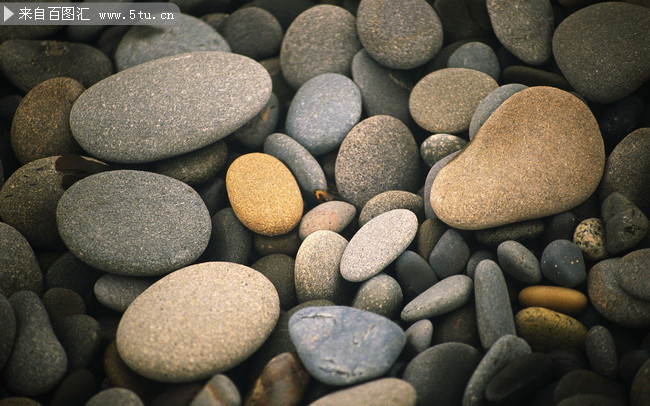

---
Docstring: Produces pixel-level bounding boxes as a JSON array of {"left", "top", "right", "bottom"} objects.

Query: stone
[
  {"left": 501, "top": 65, "right": 572, "bottom": 90},
  {"left": 403, "top": 343, "right": 481, "bottom": 406},
  {"left": 540, "top": 240, "right": 587, "bottom": 288},
  {"left": 573, "top": 218, "right": 608, "bottom": 262},
  {"left": 428, "top": 229, "right": 470, "bottom": 279},
  {"left": 497, "top": 240, "right": 542, "bottom": 284},
  {"left": 86, "top": 388, "right": 144, "bottom": 406},
  {"left": 419, "top": 134, "right": 467, "bottom": 167},
  {"left": 614, "top": 249, "right": 650, "bottom": 302},
  {"left": 352, "top": 273, "right": 403, "bottom": 319},
  {"left": 103, "top": 341, "right": 164, "bottom": 403},
  {"left": 202, "top": 207, "right": 252, "bottom": 265},
  {"left": 631, "top": 359, "right": 650, "bottom": 406},
  {"left": 0, "top": 293, "right": 15, "bottom": 370},
  {"left": 585, "top": 325, "right": 618, "bottom": 379},
  {"left": 4, "top": 291, "right": 67, "bottom": 396},
  {"left": 356, "top": 0, "right": 443, "bottom": 69},
  {"left": 557, "top": 395, "right": 625, "bottom": 406},
  {"left": 154, "top": 141, "right": 228, "bottom": 186},
  {"left": 475, "top": 220, "right": 545, "bottom": 248},
  {"left": 430, "top": 87, "right": 605, "bottom": 230},
  {"left": 70, "top": 51, "right": 272, "bottom": 164},
  {"left": 0, "top": 39, "right": 113, "bottom": 93},
  {"left": 298, "top": 201, "right": 356, "bottom": 240},
  {"left": 280, "top": 5, "right": 361, "bottom": 89},
  {"left": 466, "top": 250, "right": 497, "bottom": 280},
  {"left": 226, "top": 153, "right": 303, "bottom": 237},
  {"left": 431, "top": 0, "right": 492, "bottom": 43},
  {"left": 52, "top": 314, "right": 101, "bottom": 371},
  {"left": 603, "top": 203, "right": 648, "bottom": 256},
  {"left": 416, "top": 218, "right": 445, "bottom": 260},
  {"left": 447, "top": 41, "right": 500, "bottom": 81},
  {"left": 431, "top": 302, "right": 481, "bottom": 349},
  {"left": 116, "top": 262, "right": 280, "bottom": 382},
  {"left": 49, "top": 369, "right": 97, "bottom": 406},
  {"left": 310, "top": 378, "right": 416, "bottom": 406},
  {"left": 94, "top": 274, "right": 156, "bottom": 313},
  {"left": 189, "top": 374, "right": 240, "bottom": 406},
  {"left": 285, "top": 73, "right": 361, "bottom": 156},
  {"left": 485, "top": 353, "right": 554, "bottom": 404},
  {"left": 244, "top": 352, "right": 309, "bottom": 405},
  {"left": 57, "top": 170, "right": 211, "bottom": 276},
  {"left": 42, "top": 287, "right": 86, "bottom": 321},
  {"left": 404, "top": 319, "right": 434, "bottom": 356},
  {"left": 401, "top": 275, "right": 473, "bottom": 323},
  {"left": 221, "top": 7, "right": 282, "bottom": 60},
  {"left": 230, "top": 93, "right": 280, "bottom": 149},
  {"left": 46, "top": 251, "right": 102, "bottom": 310},
  {"left": 10, "top": 77, "right": 85, "bottom": 165},
  {"left": 468, "top": 83, "right": 527, "bottom": 139},
  {"left": 340, "top": 209, "right": 418, "bottom": 282},
  {"left": 474, "top": 260, "right": 516, "bottom": 350},
  {"left": 254, "top": 229, "right": 302, "bottom": 257},
  {"left": 251, "top": 254, "right": 297, "bottom": 311},
  {"left": 394, "top": 250, "right": 438, "bottom": 302},
  {"left": 552, "top": 2, "right": 650, "bottom": 103},
  {"left": 546, "top": 212, "right": 580, "bottom": 244},
  {"left": 195, "top": 177, "right": 227, "bottom": 217},
  {"left": 150, "top": 383, "right": 203, "bottom": 406},
  {"left": 260, "top": 57, "right": 295, "bottom": 109},
  {"left": 619, "top": 350, "right": 649, "bottom": 386},
  {"left": 515, "top": 307, "right": 588, "bottom": 351},
  {"left": 0, "top": 223, "right": 42, "bottom": 298},
  {"left": 288, "top": 306, "right": 406, "bottom": 386},
  {"left": 518, "top": 286, "right": 588, "bottom": 316},
  {"left": 554, "top": 369, "right": 627, "bottom": 406},
  {"left": 409, "top": 68, "right": 498, "bottom": 134},
  {"left": 601, "top": 191, "right": 636, "bottom": 223},
  {"left": 359, "top": 191, "right": 424, "bottom": 227},
  {"left": 598, "top": 96, "right": 645, "bottom": 149}
]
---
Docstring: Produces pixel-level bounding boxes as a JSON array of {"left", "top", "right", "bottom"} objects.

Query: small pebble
[
  {"left": 42, "top": 287, "right": 86, "bottom": 321},
  {"left": 52, "top": 314, "right": 101, "bottom": 371},
  {"left": 518, "top": 285, "right": 588, "bottom": 316},
  {"left": 497, "top": 240, "right": 542, "bottom": 284},
  {"left": 515, "top": 307, "right": 588, "bottom": 351},
  {"left": 394, "top": 250, "right": 438, "bottom": 302},
  {"left": 419, "top": 134, "right": 467, "bottom": 167},
  {"left": 153, "top": 140, "right": 228, "bottom": 186},
  {"left": 254, "top": 229, "right": 302, "bottom": 257},
  {"left": 432, "top": 303, "right": 481, "bottom": 349},
  {"left": 49, "top": 369, "right": 96, "bottom": 406},
  {"left": 468, "top": 83, "right": 527, "bottom": 139},
  {"left": 585, "top": 325, "right": 618, "bottom": 379},
  {"left": 573, "top": 218, "right": 608, "bottom": 261},
  {"left": 351, "top": 273, "right": 403, "bottom": 319},
  {"left": 189, "top": 374, "right": 240, "bottom": 406},
  {"left": 485, "top": 352, "right": 554, "bottom": 405},
  {"left": 405, "top": 320, "right": 434, "bottom": 356},
  {"left": 428, "top": 229, "right": 470, "bottom": 279},
  {"left": 474, "top": 260, "right": 516, "bottom": 350},
  {"left": 631, "top": 359, "right": 650, "bottom": 406},
  {"left": 447, "top": 41, "right": 500, "bottom": 81},
  {"left": 310, "top": 378, "right": 416, "bottom": 406},
  {"left": 614, "top": 249, "right": 650, "bottom": 302},
  {"left": 475, "top": 220, "right": 545, "bottom": 248},
  {"left": 401, "top": 275, "right": 473, "bottom": 323},
  {"left": 244, "top": 352, "right": 309, "bottom": 406},
  {"left": 466, "top": 250, "right": 497, "bottom": 280},
  {"left": 251, "top": 254, "right": 297, "bottom": 311},
  {"left": 230, "top": 93, "right": 280, "bottom": 149},
  {"left": 554, "top": 369, "right": 627, "bottom": 405},
  {"left": 416, "top": 218, "right": 445, "bottom": 260},
  {"left": 0, "top": 293, "right": 16, "bottom": 370},
  {"left": 86, "top": 388, "right": 144, "bottom": 406},
  {"left": 221, "top": 7, "right": 282, "bottom": 60},
  {"left": 93, "top": 274, "right": 155, "bottom": 313},
  {"left": 0, "top": 223, "right": 43, "bottom": 298},
  {"left": 202, "top": 207, "right": 252, "bottom": 264},
  {"left": 602, "top": 193, "right": 648, "bottom": 255},
  {"left": 298, "top": 201, "right": 356, "bottom": 240},
  {"left": 540, "top": 240, "right": 587, "bottom": 288},
  {"left": 358, "top": 190, "right": 423, "bottom": 227}
]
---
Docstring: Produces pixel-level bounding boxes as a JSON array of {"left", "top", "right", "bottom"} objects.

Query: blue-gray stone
[
  {"left": 289, "top": 306, "right": 406, "bottom": 386},
  {"left": 424, "top": 150, "right": 460, "bottom": 218},
  {"left": 230, "top": 93, "right": 280, "bottom": 149},
  {"left": 474, "top": 260, "right": 516, "bottom": 350},
  {"left": 0, "top": 293, "right": 15, "bottom": 370},
  {"left": 401, "top": 275, "right": 473, "bottom": 322},
  {"left": 497, "top": 240, "right": 542, "bottom": 284},
  {"left": 94, "top": 274, "right": 155, "bottom": 313},
  {"left": 448, "top": 42, "right": 500, "bottom": 82},
  {"left": 285, "top": 73, "right": 362, "bottom": 155},
  {"left": 202, "top": 207, "right": 252, "bottom": 265},
  {"left": 395, "top": 250, "right": 438, "bottom": 301},
  {"left": 56, "top": 170, "right": 211, "bottom": 276},
  {"left": 429, "top": 229, "right": 470, "bottom": 279},
  {"left": 115, "top": 13, "right": 230, "bottom": 71},
  {"left": 469, "top": 84, "right": 528, "bottom": 139},
  {"left": 541, "top": 240, "right": 586, "bottom": 288}
]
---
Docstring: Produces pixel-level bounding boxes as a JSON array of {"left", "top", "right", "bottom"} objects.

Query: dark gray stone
[
  {"left": 221, "top": 7, "right": 282, "bottom": 60},
  {"left": 189, "top": 373, "right": 240, "bottom": 406},
  {"left": 601, "top": 191, "right": 637, "bottom": 223},
  {"left": 0, "top": 223, "right": 42, "bottom": 298},
  {"left": 428, "top": 229, "right": 470, "bottom": 279},
  {"left": 485, "top": 353, "right": 553, "bottom": 404},
  {"left": 352, "top": 273, "right": 403, "bottom": 319},
  {"left": 202, "top": 207, "right": 252, "bottom": 265},
  {"left": 468, "top": 83, "right": 527, "bottom": 139},
  {"left": 474, "top": 260, "right": 516, "bottom": 350},
  {"left": 395, "top": 250, "right": 438, "bottom": 302},
  {"left": 53, "top": 314, "right": 101, "bottom": 371},
  {"left": 614, "top": 249, "right": 650, "bottom": 302},
  {"left": 602, "top": 193, "right": 648, "bottom": 255},
  {"left": 359, "top": 190, "right": 423, "bottom": 227},
  {"left": 598, "top": 96, "right": 645, "bottom": 149},
  {"left": 466, "top": 250, "right": 497, "bottom": 280},
  {"left": 431, "top": 0, "right": 492, "bottom": 43},
  {"left": 448, "top": 41, "right": 500, "bottom": 81},
  {"left": 153, "top": 140, "right": 228, "bottom": 186},
  {"left": 86, "top": 388, "right": 144, "bottom": 406},
  {"left": 50, "top": 368, "right": 97, "bottom": 406},
  {"left": 585, "top": 325, "right": 618, "bottom": 379},
  {"left": 475, "top": 219, "right": 545, "bottom": 248},
  {"left": 631, "top": 359, "right": 650, "bottom": 406},
  {"left": 557, "top": 394, "right": 625, "bottom": 406},
  {"left": 405, "top": 319, "right": 434, "bottom": 356},
  {"left": 42, "top": 287, "right": 86, "bottom": 322},
  {"left": 401, "top": 275, "right": 473, "bottom": 322},
  {"left": 545, "top": 212, "right": 579, "bottom": 244},
  {"left": 553, "top": 369, "right": 627, "bottom": 406},
  {"left": 251, "top": 254, "right": 297, "bottom": 311},
  {"left": 248, "top": 0, "right": 316, "bottom": 30},
  {"left": 195, "top": 177, "right": 227, "bottom": 217},
  {"left": 541, "top": 240, "right": 587, "bottom": 288},
  {"left": 46, "top": 251, "right": 103, "bottom": 310},
  {"left": 497, "top": 240, "right": 542, "bottom": 284},
  {"left": 0, "top": 293, "right": 16, "bottom": 370},
  {"left": 430, "top": 303, "right": 481, "bottom": 352},
  {"left": 94, "top": 274, "right": 156, "bottom": 313},
  {"left": 230, "top": 93, "right": 280, "bottom": 149}
]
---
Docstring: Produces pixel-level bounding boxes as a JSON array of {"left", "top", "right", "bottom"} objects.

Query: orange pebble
[{"left": 519, "top": 285, "right": 588, "bottom": 315}]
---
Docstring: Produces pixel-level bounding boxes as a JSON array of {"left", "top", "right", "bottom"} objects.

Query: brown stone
[
  {"left": 518, "top": 286, "right": 588, "bottom": 316},
  {"left": 244, "top": 352, "right": 309, "bottom": 406},
  {"left": 515, "top": 307, "right": 588, "bottom": 351}
]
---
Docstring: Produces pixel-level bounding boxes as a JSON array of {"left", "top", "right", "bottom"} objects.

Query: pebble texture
[
  {"left": 573, "top": 218, "right": 608, "bottom": 262},
  {"left": 420, "top": 133, "right": 467, "bottom": 167},
  {"left": 202, "top": 207, "right": 252, "bottom": 265},
  {"left": 515, "top": 307, "right": 588, "bottom": 351},
  {"left": 469, "top": 83, "right": 528, "bottom": 139},
  {"left": 116, "top": 262, "right": 280, "bottom": 382},
  {"left": 221, "top": 7, "right": 282, "bottom": 60},
  {"left": 94, "top": 274, "right": 155, "bottom": 313},
  {"left": 518, "top": 286, "right": 588, "bottom": 316},
  {"left": 430, "top": 86, "right": 605, "bottom": 230},
  {"left": 497, "top": 240, "right": 542, "bottom": 284},
  {"left": 298, "top": 201, "right": 356, "bottom": 240},
  {"left": 86, "top": 388, "right": 144, "bottom": 406},
  {"left": 585, "top": 325, "right": 618, "bottom": 379},
  {"left": 352, "top": 273, "right": 403, "bottom": 319},
  {"left": 310, "top": 378, "right": 417, "bottom": 406},
  {"left": 474, "top": 260, "right": 516, "bottom": 350},
  {"left": 614, "top": 249, "right": 650, "bottom": 302},
  {"left": 153, "top": 141, "right": 228, "bottom": 186},
  {"left": 401, "top": 275, "right": 473, "bottom": 322},
  {"left": 540, "top": 240, "right": 587, "bottom": 288},
  {"left": 189, "top": 374, "right": 240, "bottom": 406},
  {"left": 359, "top": 190, "right": 423, "bottom": 227},
  {"left": 70, "top": 51, "right": 272, "bottom": 164},
  {"left": 251, "top": 254, "right": 297, "bottom": 311},
  {"left": 57, "top": 170, "right": 211, "bottom": 276},
  {"left": 429, "top": 229, "right": 470, "bottom": 279},
  {"left": 447, "top": 42, "right": 500, "bottom": 81},
  {"left": 0, "top": 223, "right": 43, "bottom": 298}
]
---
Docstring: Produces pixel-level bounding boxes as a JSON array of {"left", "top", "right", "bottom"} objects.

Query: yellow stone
[
  {"left": 515, "top": 307, "right": 587, "bottom": 351},
  {"left": 519, "top": 285, "right": 588, "bottom": 315}
]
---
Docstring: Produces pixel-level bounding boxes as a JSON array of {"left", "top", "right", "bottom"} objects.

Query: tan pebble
[
  {"left": 519, "top": 285, "right": 588, "bottom": 315},
  {"left": 573, "top": 218, "right": 608, "bottom": 261},
  {"left": 515, "top": 307, "right": 587, "bottom": 351}
]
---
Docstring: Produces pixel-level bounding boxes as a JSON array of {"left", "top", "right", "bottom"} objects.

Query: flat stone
[
  {"left": 298, "top": 201, "right": 356, "bottom": 240},
  {"left": 573, "top": 218, "right": 608, "bottom": 262},
  {"left": 0, "top": 293, "right": 15, "bottom": 370},
  {"left": 359, "top": 190, "right": 424, "bottom": 227},
  {"left": 244, "top": 352, "right": 309, "bottom": 406},
  {"left": 485, "top": 353, "right": 553, "bottom": 404},
  {"left": 0, "top": 223, "right": 42, "bottom": 298},
  {"left": 70, "top": 51, "right": 272, "bottom": 164},
  {"left": 310, "top": 378, "right": 416, "bottom": 406},
  {"left": 202, "top": 207, "right": 252, "bottom": 264},
  {"left": 401, "top": 275, "right": 473, "bottom": 323},
  {"left": 226, "top": 153, "right": 303, "bottom": 237},
  {"left": 420, "top": 134, "right": 467, "bottom": 168},
  {"left": 116, "top": 262, "right": 280, "bottom": 382},
  {"left": 189, "top": 374, "right": 240, "bottom": 406},
  {"left": 515, "top": 307, "right": 587, "bottom": 351},
  {"left": 289, "top": 306, "right": 406, "bottom": 386},
  {"left": 340, "top": 209, "right": 418, "bottom": 282},
  {"left": 94, "top": 274, "right": 156, "bottom": 313},
  {"left": 52, "top": 314, "right": 101, "bottom": 371},
  {"left": 497, "top": 240, "right": 542, "bottom": 284},
  {"left": 395, "top": 250, "right": 438, "bottom": 302},
  {"left": 469, "top": 83, "right": 528, "bottom": 139},
  {"left": 614, "top": 249, "right": 650, "bottom": 302},
  {"left": 221, "top": 7, "right": 282, "bottom": 60},
  {"left": 518, "top": 286, "right": 588, "bottom": 316},
  {"left": 474, "top": 260, "right": 516, "bottom": 350},
  {"left": 430, "top": 87, "right": 605, "bottom": 230},
  {"left": 335, "top": 115, "right": 420, "bottom": 209},
  {"left": 541, "top": 240, "right": 587, "bottom": 288},
  {"left": 351, "top": 273, "right": 403, "bottom": 319},
  {"left": 428, "top": 229, "right": 470, "bottom": 279},
  {"left": 585, "top": 325, "right": 618, "bottom": 379},
  {"left": 153, "top": 140, "right": 228, "bottom": 186},
  {"left": 86, "top": 388, "right": 144, "bottom": 406},
  {"left": 57, "top": 170, "right": 211, "bottom": 276},
  {"left": 447, "top": 41, "right": 500, "bottom": 81},
  {"left": 251, "top": 254, "right": 297, "bottom": 311}
]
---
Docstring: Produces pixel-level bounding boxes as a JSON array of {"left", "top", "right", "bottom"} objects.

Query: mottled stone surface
[
  {"left": 474, "top": 260, "right": 516, "bottom": 350},
  {"left": 515, "top": 307, "right": 588, "bottom": 351},
  {"left": 298, "top": 201, "right": 356, "bottom": 240}
]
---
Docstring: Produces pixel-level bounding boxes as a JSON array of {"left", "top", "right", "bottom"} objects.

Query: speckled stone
[
  {"left": 552, "top": 2, "right": 650, "bottom": 103},
  {"left": 541, "top": 240, "right": 587, "bottom": 288},
  {"left": 251, "top": 254, "right": 297, "bottom": 311},
  {"left": 230, "top": 93, "right": 280, "bottom": 149},
  {"left": 94, "top": 274, "right": 155, "bottom": 313},
  {"left": 86, "top": 388, "right": 144, "bottom": 406},
  {"left": 405, "top": 319, "right": 434, "bottom": 356},
  {"left": 280, "top": 5, "right": 361, "bottom": 89},
  {"left": 310, "top": 378, "right": 417, "bottom": 406},
  {"left": 515, "top": 307, "right": 588, "bottom": 351},
  {"left": 356, "top": 0, "right": 443, "bottom": 70},
  {"left": 0, "top": 293, "right": 15, "bottom": 371},
  {"left": 226, "top": 153, "right": 303, "bottom": 236},
  {"left": 474, "top": 260, "right": 516, "bottom": 350},
  {"left": 468, "top": 83, "right": 528, "bottom": 139},
  {"left": 430, "top": 87, "right": 605, "bottom": 230},
  {"left": 340, "top": 209, "right": 418, "bottom": 282},
  {"left": 335, "top": 115, "right": 420, "bottom": 209},
  {"left": 289, "top": 306, "right": 406, "bottom": 386},
  {"left": 585, "top": 325, "right": 618, "bottom": 379},
  {"left": 359, "top": 190, "right": 424, "bottom": 227},
  {"left": 0, "top": 223, "right": 43, "bottom": 298},
  {"left": 401, "top": 275, "right": 473, "bottom": 323},
  {"left": 410, "top": 68, "right": 498, "bottom": 134},
  {"left": 52, "top": 314, "right": 101, "bottom": 371},
  {"left": 395, "top": 250, "right": 438, "bottom": 302},
  {"left": 416, "top": 218, "right": 446, "bottom": 260},
  {"left": 497, "top": 240, "right": 542, "bottom": 284},
  {"left": 70, "top": 52, "right": 271, "bottom": 164},
  {"left": 202, "top": 207, "right": 252, "bottom": 265},
  {"left": 57, "top": 170, "right": 211, "bottom": 276},
  {"left": 154, "top": 140, "right": 228, "bottom": 186},
  {"left": 221, "top": 7, "right": 282, "bottom": 60},
  {"left": 573, "top": 218, "right": 608, "bottom": 262},
  {"left": 614, "top": 249, "right": 650, "bottom": 302},
  {"left": 352, "top": 273, "right": 403, "bottom": 319},
  {"left": 423, "top": 151, "right": 460, "bottom": 219},
  {"left": 518, "top": 286, "right": 588, "bottom": 316},
  {"left": 298, "top": 201, "right": 356, "bottom": 240},
  {"left": 429, "top": 229, "right": 470, "bottom": 279},
  {"left": 42, "top": 287, "right": 86, "bottom": 321},
  {"left": 447, "top": 42, "right": 500, "bottom": 81},
  {"left": 485, "top": 352, "right": 554, "bottom": 405},
  {"left": 475, "top": 220, "right": 545, "bottom": 248},
  {"left": 10, "top": 77, "right": 84, "bottom": 165},
  {"left": 116, "top": 262, "right": 280, "bottom": 382},
  {"left": 189, "top": 374, "right": 240, "bottom": 406},
  {"left": 420, "top": 134, "right": 467, "bottom": 167},
  {"left": 602, "top": 194, "right": 648, "bottom": 255},
  {"left": 0, "top": 39, "right": 113, "bottom": 93}
]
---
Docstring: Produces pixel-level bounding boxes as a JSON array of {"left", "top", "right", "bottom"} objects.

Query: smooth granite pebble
[
  {"left": 351, "top": 273, "right": 403, "bottom": 319},
  {"left": 447, "top": 42, "right": 500, "bottom": 81},
  {"left": 519, "top": 286, "right": 588, "bottom": 316},
  {"left": 515, "top": 307, "right": 588, "bottom": 351},
  {"left": 0, "top": 223, "right": 42, "bottom": 298},
  {"left": 585, "top": 325, "right": 618, "bottom": 379},
  {"left": 298, "top": 201, "right": 356, "bottom": 240},
  {"left": 614, "top": 249, "right": 650, "bottom": 302},
  {"left": 57, "top": 170, "right": 211, "bottom": 276},
  {"left": 230, "top": 93, "right": 280, "bottom": 149},
  {"left": 336, "top": 115, "right": 420, "bottom": 209},
  {"left": 52, "top": 314, "right": 101, "bottom": 371},
  {"left": 251, "top": 254, "right": 297, "bottom": 311},
  {"left": 289, "top": 306, "right": 406, "bottom": 386},
  {"left": 115, "top": 13, "right": 231, "bottom": 71},
  {"left": 395, "top": 250, "right": 438, "bottom": 302},
  {"left": 286, "top": 73, "right": 361, "bottom": 156},
  {"left": 310, "top": 378, "right": 416, "bottom": 406},
  {"left": 602, "top": 193, "right": 648, "bottom": 255},
  {"left": 93, "top": 274, "right": 155, "bottom": 313},
  {"left": 403, "top": 342, "right": 481, "bottom": 406},
  {"left": 485, "top": 352, "right": 553, "bottom": 405},
  {"left": 401, "top": 275, "right": 473, "bottom": 322},
  {"left": 405, "top": 319, "right": 434, "bottom": 357},
  {"left": 497, "top": 240, "right": 542, "bottom": 284},
  {"left": 358, "top": 190, "right": 423, "bottom": 227},
  {"left": 202, "top": 207, "right": 252, "bottom": 264},
  {"left": 419, "top": 134, "right": 467, "bottom": 167},
  {"left": 540, "top": 240, "right": 587, "bottom": 288},
  {"left": 431, "top": 87, "right": 605, "bottom": 230},
  {"left": 429, "top": 229, "right": 470, "bottom": 279},
  {"left": 117, "top": 262, "right": 280, "bottom": 382},
  {"left": 154, "top": 140, "right": 228, "bottom": 186},
  {"left": 474, "top": 260, "right": 516, "bottom": 350},
  {"left": 554, "top": 369, "right": 628, "bottom": 406},
  {"left": 221, "top": 7, "right": 282, "bottom": 60},
  {"left": 86, "top": 388, "right": 144, "bottom": 406},
  {"left": 280, "top": 5, "right": 361, "bottom": 89},
  {"left": 340, "top": 209, "right": 418, "bottom": 282},
  {"left": 226, "top": 153, "right": 303, "bottom": 237},
  {"left": 0, "top": 293, "right": 15, "bottom": 371},
  {"left": 573, "top": 218, "right": 608, "bottom": 262},
  {"left": 70, "top": 51, "right": 271, "bottom": 164},
  {"left": 245, "top": 352, "right": 309, "bottom": 406},
  {"left": 468, "top": 83, "right": 528, "bottom": 139},
  {"left": 189, "top": 373, "right": 240, "bottom": 406}
]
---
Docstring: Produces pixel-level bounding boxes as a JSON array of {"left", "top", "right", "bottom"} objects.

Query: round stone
[
  {"left": 52, "top": 314, "right": 101, "bottom": 371},
  {"left": 466, "top": 250, "right": 497, "bottom": 280},
  {"left": 298, "top": 201, "right": 356, "bottom": 240},
  {"left": 56, "top": 170, "right": 211, "bottom": 276},
  {"left": 428, "top": 229, "right": 470, "bottom": 279},
  {"left": 405, "top": 319, "right": 434, "bottom": 356},
  {"left": 518, "top": 286, "right": 588, "bottom": 316},
  {"left": 497, "top": 240, "right": 542, "bottom": 284},
  {"left": 447, "top": 41, "right": 500, "bottom": 81},
  {"left": 226, "top": 153, "right": 303, "bottom": 237},
  {"left": 420, "top": 133, "right": 467, "bottom": 167},
  {"left": 190, "top": 374, "right": 241, "bottom": 406},
  {"left": 153, "top": 140, "right": 228, "bottom": 186},
  {"left": 42, "top": 287, "right": 86, "bottom": 321},
  {"left": 401, "top": 274, "right": 473, "bottom": 323},
  {"left": 468, "top": 83, "right": 528, "bottom": 139},
  {"left": 604, "top": 206, "right": 648, "bottom": 256},
  {"left": 351, "top": 273, "right": 403, "bottom": 319},
  {"left": 431, "top": 0, "right": 492, "bottom": 43},
  {"left": 116, "top": 262, "right": 280, "bottom": 383},
  {"left": 515, "top": 307, "right": 588, "bottom": 351},
  {"left": 485, "top": 352, "right": 554, "bottom": 405},
  {"left": 245, "top": 352, "right": 309, "bottom": 406},
  {"left": 310, "top": 378, "right": 416, "bottom": 406},
  {"left": 573, "top": 218, "right": 608, "bottom": 262},
  {"left": 221, "top": 7, "right": 282, "bottom": 60},
  {"left": 585, "top": 325, "right": 618, "bottom": 379},
  {"left": 359, "top": 190, "right": 423, "bottom": 227},
  {"left": 94, "top": 274, "right": 155, "bottom": 313},
  {"left": 474, "top": 260, "right": 516, "bottom": 350},
  {"left": 251, "top": 254, "right": 297, "bottom": 311},
  {"left": 0, "top": 223, "right": 42, "bottom": 298},
  {"left": 541, "top": 240, "right": 587, "bottom": 288}
]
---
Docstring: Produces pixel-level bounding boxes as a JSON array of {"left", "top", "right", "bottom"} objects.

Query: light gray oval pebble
[{"left": 401, "top": 275, "right": 473, "bottom": 322}]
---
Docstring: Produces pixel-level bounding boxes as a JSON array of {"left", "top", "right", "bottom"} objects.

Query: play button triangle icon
[{"left": 3, "top": 6, "right": 14, "bottom": 22}]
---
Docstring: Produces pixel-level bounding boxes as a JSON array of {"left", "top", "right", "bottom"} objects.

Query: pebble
[
  {"left": 409, "top": 68, "right": 498, "bottom": 134},
  {"left": 631, "top": 359, "right": 650, "bottom": 406},
  {"left": 45, "top": 251, "right": 102, "bottom": 310},
  {"left": 497, "top": 240, "right": 542, "bottom": 284},
  {"left": 298, "top": 201, "right": 356, "bottom": 240},
  {"left": 419, "top": 134, "right": 467, "bottom": 167},
  {"left": 202, "top": 207, "right": 252, "bottom": 264},
  {"left": 351, "top": 273, "right": 403, "bottom": 319},
  {"left": 601, "top": 193, "right": 648, "bottom": 255},
  {"left": 518, "top": 286, "right": 588, "bottom": 316},
  {"left": 432, "top": 0, "right": 491, "bottom": 43},
  {"left": 403, "top": 342, "right": 481, "bottom": 406},
  {"left": 52, "top": 314, "right": 101, "bottom": 371},
  {"left": 70, "top": 51, "right": 271, "bottom": 164},
  {"left": 431, "top": 303, "right": 481, "bottom": 349},
  {"left": 428, "top": 229, "right": 470, "bottom": 279},
  {"left": 0, "top": 223, "right": 42, "bottom": 298},
  {"left": 288, "top": 306, "right": 406, "bottom": 386},
  {"left": 554, "top": 369, "right": 627, "bottom": 406},
  {"left": 10, "top": 77, "right": 84, "bottom": 165},
  {"left": 466, "top": 250, "right": 497, "bottom": 280},
  {"left": 430, "top": 87, "right": 605, "bottom": 230},
  {"left": 310, "top": 378, "right": 416, "bottom": 406},
  {"left": 501, "top": 64, "right": 572, "bottom": 90},
  {"left": 57, "top": 170, "right": 211, "bottom": 276},
  {"left": 93, "top": 274, "right": 155, "bottom": 313},
  {"left": 619, "top": 350, "right": 649, "bottom": 386},
  {"left": 474, "top": 260, "right": 516, "bottom": 350},
  {"left": 545, "top": 212, "right": 579, "bottom": 244},
  {"left": 585, "top": 325, "right": 618, "bottom": 379},
  {"left": 404, "top": 319, "right": 434, "bottom": 357},
  {"left": 150, "top": 383, "right": 203, "bottom": 406},
  {"left": 189, "top": 374, "right": 240, "bottom": 406},
  {"left": 552, "top": 2, "right": 650, "bottom": 103},
  {"left": 475, "top": 220, "right": 545, "bottom": 248},
  {"left": 221, "top": 7, "right": 282, "bottom": 60},
  {"left": 557, "top": 395, "right": 625, "bottom": 406},
  {"left": 251, "top": 254, "right": 297, "bottom": 311},
  {"left": 356, "top": 0, "right": 443, "bottom": 69},
  {"left": 86, "top": 388, "right": 144, "bottom": 406},
  {"left": 394, "top": 250, "right": 438, "bottom": 302},
  {"left": 116, "top": 262, "right": 280, "bottom": 382},
  {"left": 3, "top": 291, "right": 67, "bottom": 396},
  {"left": 285, "top": 73, "right": 362, "bottom": 156},
  {"left": 358, "top": 190, "right": 423, "bottom": 227},
  {"left": 485, "top": 352, "right": 554, "bottom": 404},
  {"left": 340, "top": 209, "right": 418, "bottom": 282},
  {"left": 244, "top": 352, "right": 309, "bottom": 406},
  {"left": 0, "top": 39, "right": 113, "bottom": 93},
  {"left": 614, "top": 249, "right": 650, "bottom": 302},
  {"left": 195, "top": 177, "right": 227, "bottom": 217},
  {"left": 515, "top": 307, "right": 588, "bottom": 351},
  {"left": 540, "top": 240, "right": 587, "bottom": 288},
  {"left": 49, "top": 369, "right": 96, "bottom": 406},
  {"left": 416, "top": 218, "right": 445, "bottom": 260},
  {"left": 230, "top": 93, "right": 280, "bottom": 149},
  {"left": 598, "top": 96, "right": 645, "bottom": 149},
  {"left": 447, "top": 42, "right": 500, "bottom": 81},
  {"left": 468, "top": 83, "right": 528, "bottom": 139},
  {"left": 423, "top": 149, "right": 460, "bottom": 219},
  {"left": 259, "top": 58, "right": 295, "bottom": 110},
  {"left": 115, "top": 13, "right": 230, "bottom": 71},
  {"left": 103, "top": 341, "right": 164, "bottom": 403},
  {"left": 254, "top": 229, "right": 302, "bottom": 257},
  {"left": 573, "top": 218, "right": 608, "bottom": 262},
  {"left": 294, "top": 230, "right": 352, "bottom": 305},
  {"left": 0, "top": 293, "right": 15, "bottom": 370},
  {"left": 280, "top": 5, "right": 361, "bottom": 90},
  {"left": 42, "top": 287, "right": 86, "bottom": 321},
  {"left": 153, "top": 140, "right": 228, "bottom": 186},
  {"left": 401, "top": 275, "right": 473, "bottom": 323},
  {"left": 226, "top": 153, "right": 303, "bottom": 237}
]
